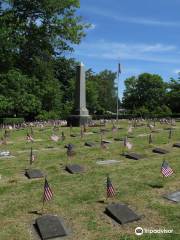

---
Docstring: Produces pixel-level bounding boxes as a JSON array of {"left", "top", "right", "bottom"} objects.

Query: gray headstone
[
  {"left": 125, "top": 153, "right": 142, "bottom": 160},
  {"left": 164, "top": 191, "right": 180, "bottom": 203},
  {"left": 65, "top": 164, "right": 85, "bottom": 174},
  {"left": 105, "top": 203, "right": 140, "bottom": 224},
  {"left": 173, "top": 143, "right": 180, "bottom": 148},
  {"left": 35, "top": 215, "right": 68, "bottom": 239},
  {"left": 84, "top": 142, "right": 95, "bottom": 147},
  {"left": 25, "top": 169, "right": 44, "bottom": 179},
  {"left": 152, "top": 148, "right": 169, "bottom": 154}
]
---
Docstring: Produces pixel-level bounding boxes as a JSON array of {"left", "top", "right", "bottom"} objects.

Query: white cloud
[
  {"left": 83, "top": 7, "right": 180, "bottom": 27},
  {"left": 173, "top": 69, "right": 180, "bottom": 74},
  {"left": 89, "top": 23, "right": 96, "bottom": 30},
  {"left": 75, "top": 40, "right": 179, "bottom": 64}
]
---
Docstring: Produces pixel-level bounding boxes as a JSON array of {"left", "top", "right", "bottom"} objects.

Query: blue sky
[{"left": 70, "top": 0, "right": 180, "bottom": 98}]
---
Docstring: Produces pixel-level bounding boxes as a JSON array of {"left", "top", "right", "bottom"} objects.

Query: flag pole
[{"left": 116, "top": 63, "right": 121, "bottom": 123}]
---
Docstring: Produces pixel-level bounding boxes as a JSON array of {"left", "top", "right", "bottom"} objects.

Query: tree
[
  {"left": 96, "top": 70, "right": 117, "bottom": 114},
  {"left": 166, "top": 77, "right": 180, "bottom": 113},
  {"left": 0, "top": 0, "right": 88, "bottom": 119},
  {"left": 122, "top": 73, "right": 167, "bottom": 114}
]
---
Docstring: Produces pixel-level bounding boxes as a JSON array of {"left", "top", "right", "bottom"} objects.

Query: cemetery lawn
[{"left": 0, "top": 120, "right": 179, "bottom": 240}]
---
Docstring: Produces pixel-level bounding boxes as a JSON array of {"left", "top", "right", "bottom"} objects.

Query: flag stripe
[{"left": 44, "top": 179, "right": 53, "bottom": 202}]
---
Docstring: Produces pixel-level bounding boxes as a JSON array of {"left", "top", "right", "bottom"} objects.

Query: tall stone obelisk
[{"left": 68, "top": 62, "right": 91, "bottom": 126}]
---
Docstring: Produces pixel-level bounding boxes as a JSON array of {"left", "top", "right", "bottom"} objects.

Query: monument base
[{"left": 67, "top": 115, "right": 92, "bottom": 126}]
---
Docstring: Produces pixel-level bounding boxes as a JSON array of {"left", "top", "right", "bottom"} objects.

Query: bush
[
  {"left": 0, "top": 117, "right": 24, "bottom": 124},
  {"left": 35, "top": 111, "right": 59, "bottom": 121}
]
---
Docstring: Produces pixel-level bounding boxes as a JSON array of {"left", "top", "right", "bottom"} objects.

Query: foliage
[
  {"left": 0, "top": 117, "right": 24, "bottom": 124},
  {"left": 122, "top": 73, "right": 177, "bottom": 115}
]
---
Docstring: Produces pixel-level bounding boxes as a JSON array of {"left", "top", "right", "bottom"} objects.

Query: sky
[{"left": 69, "top": 0, "right": 180, "bottom": 99}]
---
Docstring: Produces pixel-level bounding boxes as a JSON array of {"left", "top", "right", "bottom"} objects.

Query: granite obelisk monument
[{"left": 68, "top": 62, "right": 91, "bottom": 126}]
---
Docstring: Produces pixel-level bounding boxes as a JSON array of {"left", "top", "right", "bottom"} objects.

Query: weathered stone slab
[
  {"left": 152, "top": 148, "right": 169, "bottom": 154},
  {"left": 84, "top": 142, "right": 96, "bottom": 147},
  {"left": 164, "top": 191, "right": 180, "bottom": 203},
  {"left": 35, "top": 215, "right": 68, "bottom": 239},
  {"left": 101, "top": 140, "right": 112, "bottom": 144},
  {"left": 114, "top": 137, "right": 123, "bottom": 141},
  {"left": 173, "top": 143, "right": 180, "bottom": 148},
  {"left": 25, "top": 169, "right": 44, "bottom": 179},
  {"left": 105, "top": 203, "right": 140, "bottom": 224},
  {"left": 70, "top": 134, "right": 78, "bottom": 137},
  {"left": 96, "top": 160, "right": 120, "bottom": 165},
  {"left": 0, "top": 151, "right": 10, "bottom": 157},
  {"left": 65, "top": 164, "right": 85, "bottom": 174},
  {"left": 125, "top": 153, "right": 142, "bottom": 160}
]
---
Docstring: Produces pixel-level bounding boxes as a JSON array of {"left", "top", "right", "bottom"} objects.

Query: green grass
[{"left": 0, "top": 120, "right": 179, "bottom": 240}]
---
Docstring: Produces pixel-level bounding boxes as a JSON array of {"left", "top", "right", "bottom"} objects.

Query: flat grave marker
[
  {"left": 152, "top": 148, "right": 169, "bottom": 154},
  {"left": 101, "top": 140, "right": 112, "bottom": 144},
  {"left": 114, "top": 137, "right": 123, "bottom": 141},
  {"left": 25, "top": 169, "right": 44, "bottom": 179},
  {"left": 105, "top": 203, "right": 140, "bottom": 224},
  {"left": 125, "top": 152, "right": 142, "bottom": 160},
  {"left": 35, "top": 215, "right": 68, "bottom": 240},
  {"left": 164, "top": 191, "right": 180, "bottom": 203},
  {"left": 96, "top": 160, "right": 120, "bottom": 165},
  {"left": 65, "top": 164, "right": 85, "bottom": 174},
  {"left": 173, "top": 143, "right": 180, "bottom": 148},
  {"left": 84, "top": 142, "right": 96, "bottom": 147}
]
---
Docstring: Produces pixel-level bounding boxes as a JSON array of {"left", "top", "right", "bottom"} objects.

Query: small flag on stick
[
  {"left": 107, "top": 175, "right": 116, "bottom": 198},
  {"left": 149, "top": 133, "right": 152, "bottom": 144},
  {"left": 30, "top": 147, "right": 35, "bottom": 165},
  {"left": 43, "top": 178, "right": 53, "bottom": 202},
  {"left": 124, "top": 136, "right": 132, "bottom": 150},
  {"left": 161, "top": 160, "right": 174, "bottom": 177},
  {"left": 168, "top": 129, "right": 172, "bottom": 140}
]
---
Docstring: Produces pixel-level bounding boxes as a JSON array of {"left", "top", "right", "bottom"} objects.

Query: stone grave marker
[
  {"left": 25, "top": 169, "right": 44, "bottom": 179},
  {"left": 114, "top": 137, "right": 124, "bottom": 141},
  {"left": 84, "top": 142, "right": 96, "bottom": 147},
  {"left": 65, "top": 164, "right": 85, "bottom": 174},
  {"left": 152, "top": 148, "right": 169, "bottom": 154},
  {"left": 105, "top": 203, "right": 140, "bottom": 224},
  {"left": 164, "top": 191, "right": 180, "bottom": 203},
  {"left": 125, "top": 152, "right": 142, "bottom": 160},
  {"left": 101, "top": 140, "right": 112, "bottom": 144},
  {"left": 35, "top": 215, "right": 68, "bottom": 240},
  {"left": 173, "top": 143, "right": 180, "bottom": 148},
  {"left": 96, "top": 160, "right": 120, "bottom": 165}
]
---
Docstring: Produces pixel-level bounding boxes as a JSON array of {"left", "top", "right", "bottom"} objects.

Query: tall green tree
[
  {"left": 166, "top": 77, "right": 180, "bottom": 113},
  {"left": 0, "top": 0, "right": 88, "bottom": 119},
  {"left": 122, "top": 73, "right": 168, "bottom": 115}
]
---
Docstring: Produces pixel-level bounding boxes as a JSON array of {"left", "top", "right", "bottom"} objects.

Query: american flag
[
  {"left": 124, "top": 136, "right": 132, "bottom": 149},
  {"left": 149, "top": 133, "right": 152, "bottom": 144},
  {"left": 26, "top": 133, "right": 34, "bottom": 142},
  {"left": 161, "top": 160, "right": 174, "bottom": 177},
  {"left": 107, "top": 176, "right": 115, "bottom": 198},
  {"left": 168, "top": 129, "right": 172, "bottom": 139},
  {"left": 50, "top": 134, "right": 59, "bottom": 142},
  {"left": 43, "top": 178, "right": 53, "bottom": 202},
  {"left": 127, "top": 126, "right": 132, "bottom": 134},
  {"left": 30, "top": 147, "right": 35, "bottom": 165}
]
